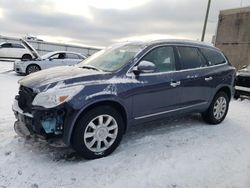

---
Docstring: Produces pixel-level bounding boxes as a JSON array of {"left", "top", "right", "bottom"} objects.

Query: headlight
[{"left": 32, "top": 84, "right": 84, "bottom": 108}]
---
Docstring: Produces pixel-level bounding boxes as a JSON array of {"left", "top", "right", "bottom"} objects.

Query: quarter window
[
  {"left": 141, "top": 46, "right": 176, "bottom": 72},
  {"left": 199, "top": 48, "right": 226, "bottom": 66}
]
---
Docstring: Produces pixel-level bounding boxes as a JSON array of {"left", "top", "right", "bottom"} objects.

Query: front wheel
[
  {"left": 26, "top": 64, "right": 40, "bottom": 75},
  {"left": 72, "top": 106, "right": 125, "bottom": 159},
  {"left": 202, "top": 91, "right": 229, "bottom": 124}
]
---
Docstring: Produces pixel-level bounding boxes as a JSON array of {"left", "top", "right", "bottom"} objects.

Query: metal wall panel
[{"left": 0, "top": 35, "right": 100, "bottom": 56}]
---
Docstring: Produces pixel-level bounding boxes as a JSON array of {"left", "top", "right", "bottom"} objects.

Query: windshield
[{"left": 77, "top": 44, "right": 145, "bottom": 72}]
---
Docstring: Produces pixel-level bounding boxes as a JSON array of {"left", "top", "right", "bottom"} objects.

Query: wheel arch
[
  {"left": 21, "top": 53, "right": 32, "bottom": 60},
  {"left": 215, "top": 86, "right": 232, "bottom": 101},
  {"left": 66, "top": 99, "right": 128, "bottom": 145},
  {"left": 26, "top": 63, "right": 41, "bottom": 74}
]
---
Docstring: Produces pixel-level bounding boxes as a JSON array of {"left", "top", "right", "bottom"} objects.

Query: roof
[
  {"left": 123, "top": 39, "right": 217, "bottom": 50},
  {"left": 48, "top": 51, "right": 82, "bottom": 55},
  {"left": 147, "top": 39, "right": 214, "bottom": 47},
  {"left": 220, "top": 6, "right": 250, "bottom": 16}
]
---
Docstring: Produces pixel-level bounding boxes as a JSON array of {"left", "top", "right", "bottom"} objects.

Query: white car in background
[
  {"left": 0, "top": 42, "right": 33, "bottom": 60},
  {"left": 14, "top": 39, "right": 87, "bottom": 75}
]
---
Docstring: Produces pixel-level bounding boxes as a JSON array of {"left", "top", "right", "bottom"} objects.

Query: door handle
[
  {"left": 170, "top": 81, "right": 181, "bottom": 87},
  {"left": 205, "top": 76, "right": 213, "bottom": 81}
]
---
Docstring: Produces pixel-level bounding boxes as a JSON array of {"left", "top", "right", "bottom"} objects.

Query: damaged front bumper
[
  {"left": 13, "top": 63, "right": 26, "bottom": 74},
  {"left": 12, "top": 99, "right": 66, "bottom": 141}
]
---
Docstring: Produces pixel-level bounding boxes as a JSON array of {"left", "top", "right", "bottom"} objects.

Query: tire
[
  {"left": 234, "top": 92, "right": 240, "bottom": 100},
  {"left": 26, "top": 64, "right": 40, "bottom": 75},
  {"left": 21, "top": 54, "right": 32, "bottom": 61},
  {"left": 202, "top": 91, "right": 229, "bottom": 124},
  {"left": 72, "top": 106, "right": 125, "bottom": 159}
]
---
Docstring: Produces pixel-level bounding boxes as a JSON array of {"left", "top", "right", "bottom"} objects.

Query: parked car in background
[
  {"left": 234, "top": 64, "right": 250, "bottom": 99},
  {"left": 24, "top": 35, "right": 43, "bottom": 42},
  {"left": 12, "top": 39, "right": 235, "bottom": 159},
  {"left": 14, "top": 39, "right": 87, "bottom": 75},
  {"left": 0, "top": 42, "right": 33, "bottom": 60}
]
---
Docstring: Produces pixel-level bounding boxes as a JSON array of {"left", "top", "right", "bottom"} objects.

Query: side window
[
  {"left": 177, "top": 46, "right": 207, "bottom": 70},
  {"left": 199, "top": 48, "right": 226, "bottom": 66},
  {"left": 141, "top": 46, "right": 176, "bottom": 72},
  {"left": 49, "top": 53, "right": 60, "bottom": 59},
  {"left": 12, "top": 43, "right": 25, "bottom": 49},
  {"left": 58, "top": 53, "right": 66, "bottom": 59},
  {"left": 1, "top": 43, "right": 12, "bottom": 48},
  {"left": 49, "top": 53, "right": 66, "bottom": 60},
  {"left": 65, "top": 53, "right": 79, "bottom": 59}
]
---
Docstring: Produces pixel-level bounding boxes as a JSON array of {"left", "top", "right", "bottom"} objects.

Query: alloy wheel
[{"left": 213, "top": 96, "right": 227, "bottom": 120}]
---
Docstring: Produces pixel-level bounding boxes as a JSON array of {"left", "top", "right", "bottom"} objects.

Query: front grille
[
  {"left": 236, "top": 75, "right": 250, "bottom": 87},
  {"left": 18, "top": 86, "right": 37, "bottom": 113}
]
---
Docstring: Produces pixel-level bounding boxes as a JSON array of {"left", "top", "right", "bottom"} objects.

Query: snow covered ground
[{"left": 0, "top": 61, "right": 250, "bottom": 188}]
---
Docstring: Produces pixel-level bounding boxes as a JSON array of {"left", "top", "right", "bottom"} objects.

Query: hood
[
  {"left": 20, "top": 38, "right": 42, "bottom": 60},
  {"left": 18, "top": 66, "right": 111, "bottom": 91}
]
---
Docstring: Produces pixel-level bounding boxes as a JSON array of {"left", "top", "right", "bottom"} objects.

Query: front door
[
  {"left": 131, "top": 46, "right": 182, "bottom": 120},
  {"left": 65, "top": 53, "right": 82, "bottom": 66},
  {"left": 45, "top": 53, "right": 66, "bottom": 69}
]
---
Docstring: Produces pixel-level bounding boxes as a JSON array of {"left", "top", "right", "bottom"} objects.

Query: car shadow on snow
[{"left": 15, "top": 113, "right": 208, "bottom": 162}]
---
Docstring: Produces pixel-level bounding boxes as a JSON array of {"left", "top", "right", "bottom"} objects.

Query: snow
[
  {"left": 0, "top": 61, "right": 14, "bottom": 73},
  {"left": 1, "top": 61, "right": 250, "bottom": 187}
]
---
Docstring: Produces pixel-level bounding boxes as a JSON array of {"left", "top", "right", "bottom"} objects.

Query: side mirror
[
  {"left": 133, "top": 60, "right": 156, "bottom": 75},
  {"left": 242, "top": 65, "right": 247, "bottom": 69}
]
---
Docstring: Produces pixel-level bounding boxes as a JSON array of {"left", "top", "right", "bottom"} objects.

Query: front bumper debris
[{"left": 12, "top": 99, "right": 64, "bottom": 139}]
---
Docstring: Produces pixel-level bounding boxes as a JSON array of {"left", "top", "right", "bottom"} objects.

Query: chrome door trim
[{"left": 134, "top": 102, "right": 207, "bottom": 120}]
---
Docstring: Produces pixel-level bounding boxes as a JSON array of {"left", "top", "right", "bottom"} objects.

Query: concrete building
[{"left": 215, "top": 6, "right": 250, "bottom": 69}]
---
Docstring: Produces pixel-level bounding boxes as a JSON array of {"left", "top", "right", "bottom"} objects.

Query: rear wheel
[
  {"left": 72, "top": 106, "right": 124, "bottom": 159},
  {"left": 26, "top": 64, "right": 40, "bottom": 75},
  {"left": 234, "top": 92, "right": 240, "bottom": 100},
  {"left": 202, "top": 91, "right": 229, "bottom": 124}
]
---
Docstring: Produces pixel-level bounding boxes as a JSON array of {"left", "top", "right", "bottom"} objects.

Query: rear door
[
  {"left": 199, "top": 47, "right": 230, "bottom": 94},
  {"left": 0, "top": 43, "right": 12, "bottom": 58},
  {"left": 65, "top": 53, "right": 82, "bottom": 65},
  {"left": 174, "top": 46, "right": 213, "bottom": 107},
  {"left": 11, "top": 43, "right": 27, "bottom": 58}
]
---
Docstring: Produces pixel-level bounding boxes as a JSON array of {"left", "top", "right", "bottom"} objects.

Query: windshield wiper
[{"left": 80, "top": 65, "right": 102, "bottom": 72}]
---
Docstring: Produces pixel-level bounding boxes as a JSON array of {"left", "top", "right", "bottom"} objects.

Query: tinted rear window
[
  {"left": 177, "top": 46, "right": 207, "bottom": 70},
  {"left": 199, "top": 48, "right": 226, "bottom": 66}
]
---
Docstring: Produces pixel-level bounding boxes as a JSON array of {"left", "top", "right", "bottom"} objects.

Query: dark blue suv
[{"left": 13, "top": 40, "right": 236, "bottom": 159}]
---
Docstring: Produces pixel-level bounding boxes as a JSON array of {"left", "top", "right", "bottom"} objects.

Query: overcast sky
[{"left": 0, "top": 0, "right": 249, "bottom": 47}]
